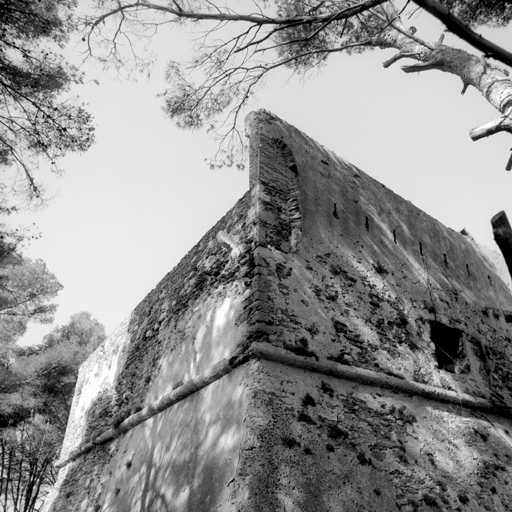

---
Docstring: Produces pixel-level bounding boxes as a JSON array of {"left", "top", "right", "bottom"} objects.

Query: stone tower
[{"left": 46, "top": 111, "right": 512, "bottom": 512}]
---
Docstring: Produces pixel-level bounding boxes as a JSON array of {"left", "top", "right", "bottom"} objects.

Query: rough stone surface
[
  {"left": 239, "top": 359, "right": 512, "bottom": 512},
  {"left": 45, "top": 110, "right": 512, "bottom": 512}
]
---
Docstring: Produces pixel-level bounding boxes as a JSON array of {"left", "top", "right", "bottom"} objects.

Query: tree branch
[
  {"left": 90, "top": 0, "right": 389, "bottom": 31},
  {"left": 382, "top": 51, "right": 417, "bottom": 68},
  {"left": 411, "top": 0, "right": 512, "bottom": 68},
  {"left": 371, "top": 5, "right": 435, "bottom": 51},
  {"left": 469, "top": 115, "right": 512, "bottom": 141},
  {"left": 401, "top": 58, "right": 443, "bottom": 73},
  {"left": 492, "top": 211, "right": 512, "bottom": 272},
  {"left": 89, "top": 0, "right": 512, "bottom": 169}
]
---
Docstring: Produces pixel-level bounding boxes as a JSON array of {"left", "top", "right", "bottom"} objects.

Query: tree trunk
[
  {"left": 491, "top": 210, "right": 512, "bottom": 280},
  {"left": 373, "top": 20, "right": 512, "bottom": 142}
]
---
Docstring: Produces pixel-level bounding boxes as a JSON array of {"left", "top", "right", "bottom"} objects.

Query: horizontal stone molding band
[
  {"left": 55, "top": 341, "right": 511, "bottom": 470},
  {"left": 252, "top": 342, "right": 512, "bottom": 418},
  {"left": 54, "top": 347, "right": 252, "bottom": 469}
]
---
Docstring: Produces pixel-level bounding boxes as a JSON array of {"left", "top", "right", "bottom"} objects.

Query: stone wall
[
  {"left": 45, "top": 191, "right": 256, "bottom": 511},
  {"left": 46, "top": 110, "right": 512, "bottom": 512},
  {"left": 236, "top": 357, "right": 512, "bottom": 511}
]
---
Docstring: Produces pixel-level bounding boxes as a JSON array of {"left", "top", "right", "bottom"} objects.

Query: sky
[{"left": 7, "top": 3, "right": 512, "bottom": 345}]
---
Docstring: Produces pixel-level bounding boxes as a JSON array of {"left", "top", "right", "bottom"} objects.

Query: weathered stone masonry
[{"left": 46, "top": 110, "right": 512, "bottom": 512}]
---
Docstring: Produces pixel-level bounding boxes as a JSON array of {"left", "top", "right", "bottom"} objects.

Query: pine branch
[{"left": 411, "top": 0, "right": 512, "bottom": 68}]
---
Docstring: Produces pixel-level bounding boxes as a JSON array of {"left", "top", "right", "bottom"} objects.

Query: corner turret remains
[{"left": 45, "top": 111, "right": 512, "bottom": 512}]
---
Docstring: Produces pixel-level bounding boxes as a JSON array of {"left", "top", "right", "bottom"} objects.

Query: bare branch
[
  {"left": 383, "top": 51, "right": 417, "bottom": 68},
  {"left": 401, "top": 58, "right": 442, "bottom": 73},
  {"left": 470, "top": 114, "right": 512, "bottom": 141}
]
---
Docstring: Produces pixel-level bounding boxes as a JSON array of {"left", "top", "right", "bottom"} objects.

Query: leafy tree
[
  {"left": 0, "top": 313, "right": 106, "bottom": 510},
  {"left": 0, "top": 0, "right": 95, "bottom": 208},
  {"left": 0, "top": 225, "right": 25, "bottom": 266},
  {"left": 41, "top": 311, "right": 106, "bottom": 351},
  {"left": 0, "top": 257, "right": 62, "bottom": 349},
  {"left": 10, "top": 312, "right": 106, "bottom": 431},
  {"left": 86, "top": 0, "right": 512, "bottom": 167}
]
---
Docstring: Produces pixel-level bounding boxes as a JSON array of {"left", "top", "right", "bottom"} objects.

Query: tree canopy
[
  {"left": 85, "top": 0, "right": 512, "bottom": 168},
  {"left": 41, "top": 310, "right": 106, "bottom": 351},
  {"left": 0, "top": 0, "right": 95, "bottom": 209},
  {"left": 0, "top": 256, "right": 62, "bottom": 350},
  {"left": 11, "top": 312, "right": 106, "bottom": 430}
]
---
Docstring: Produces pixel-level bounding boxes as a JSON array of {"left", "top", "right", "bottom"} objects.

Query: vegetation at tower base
[
  {"left": 45, "top": 111, "right": 512, "bottom": 512},
  {"left": 0, "top": 0, "right": 94, "bottom": 210},
  {"left": 0, "top": 312, "right": 106, "bottom": 512},
  {"left": 87, "top": 0, "right": 512, "bottom": 168}
]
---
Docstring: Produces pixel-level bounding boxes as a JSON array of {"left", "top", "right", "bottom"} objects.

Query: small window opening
[
  {"left": 393, "top": 229, "right": 397, "bottom": 244},
  {"left": 365, "top": 216, "right": 370, "bottom": 231},
  {"left": 430, "top": 321, "right": 464, "bottom": 373},
  {"left": 419, "top": 241, "right": 423, "bottom": 256},
  {"left": 333, "top": 203, "right": 339, "bottom": 219}
]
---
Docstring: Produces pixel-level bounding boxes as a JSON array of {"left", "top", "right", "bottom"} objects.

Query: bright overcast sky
[{"left": 7, "top": 4, "right": 512, "bottom": 345}]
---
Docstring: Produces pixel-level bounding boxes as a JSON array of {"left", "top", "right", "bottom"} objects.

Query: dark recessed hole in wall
[
  {"left": 333, "top": 203, "right": 339, "bottom": 219},
  {"left": 365, "top": 216, "right": 370, "bottom": 232},
  {"left": 419, "top": 242, "right": 423, "bottom": 256},
  {"left": 466, "top": 263, "right": 471, "bottom": 277},
  {"left": 298, "top": 411, "right": 316, "bottom": 424},
  {"left": 321, "top": 159, "right": 329, "bottom": 165},
  {"left": 320, "top": 380, "right": 334, "bottom": 397},
  {"left": 488, "top": 275, "right": 493, "bottom": 286},
  {"left": 393, "top": 229, "right": 397, "bottom": 244},
  {"left": 429, "top": 321, "right": 464, "bottom": 373},
  {"left": 504, "top": 311, "right": 512, "bottom": 323},
  {"left": 301, "top": 392, "right": 317, "bottom": 408},
  {"left": 443, "top": 253, "right": 449, "bottom": 268},
  {"left": 282, "top": 435, "right": 300, "bottom": 449}
]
